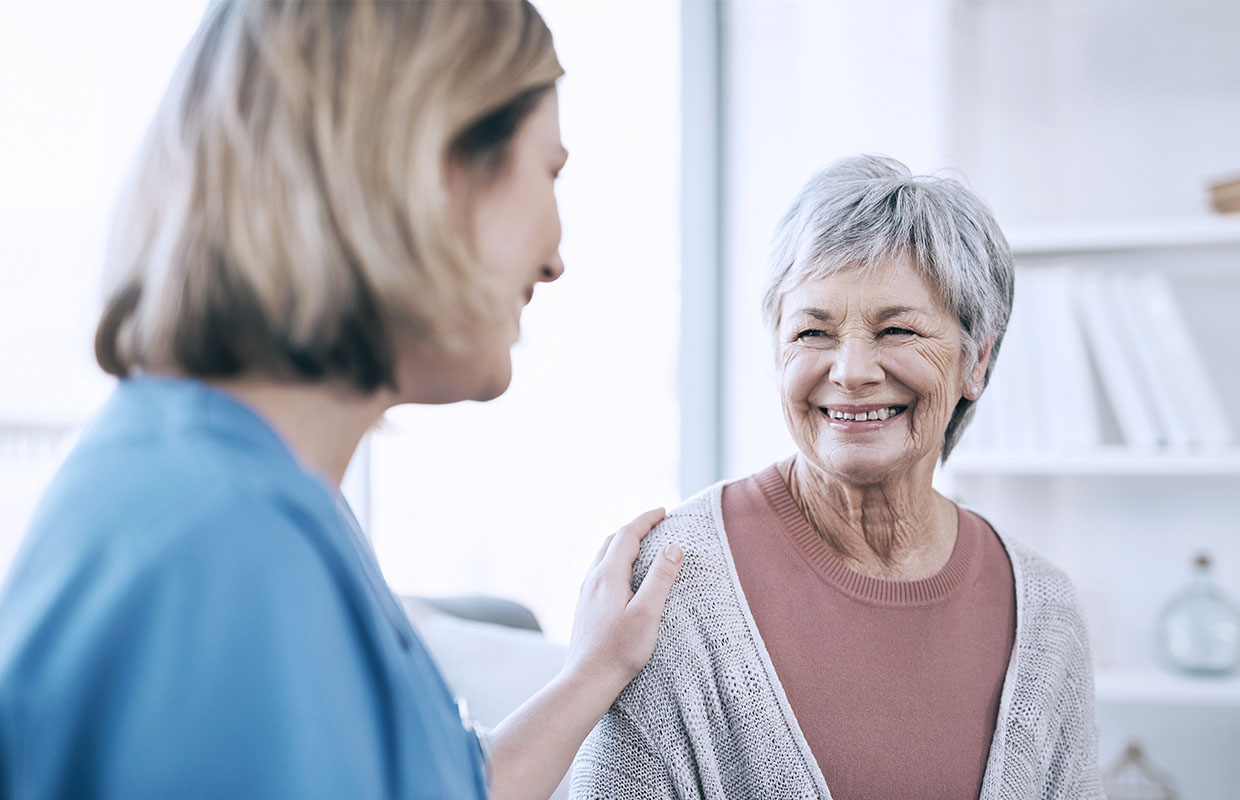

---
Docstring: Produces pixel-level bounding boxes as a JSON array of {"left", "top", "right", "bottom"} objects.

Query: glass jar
[{"left": 1156, "top": 553, "right": 1240, "bottom": 676}]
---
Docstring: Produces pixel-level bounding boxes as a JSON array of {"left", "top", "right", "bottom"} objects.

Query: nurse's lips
[{"left": 511, "top": 287, "right": 535, "bottom": 338}]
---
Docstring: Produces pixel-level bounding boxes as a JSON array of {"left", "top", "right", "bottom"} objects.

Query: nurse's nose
[{"left": 540, "top": 252, "right": 564, "bottom": 283}]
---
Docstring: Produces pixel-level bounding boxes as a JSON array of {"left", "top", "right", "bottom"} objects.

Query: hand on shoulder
[{"left": 562, "top": 508, "right": 684, "bottom": 697}]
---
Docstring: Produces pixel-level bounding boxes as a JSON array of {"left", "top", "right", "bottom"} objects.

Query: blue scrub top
[{"left": 0, "top": 377, "right": 489, "bottom": 799}]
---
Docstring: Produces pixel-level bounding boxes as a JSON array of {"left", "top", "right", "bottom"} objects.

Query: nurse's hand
[
  {"left": 563, "top": 507, "right": 684, "bottom": 696},
  {"left": 486, "top": 508, "right": 682, "bottom": 800}
]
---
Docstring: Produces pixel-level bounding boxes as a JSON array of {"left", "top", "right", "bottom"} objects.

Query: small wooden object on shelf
[{"left": 1209, "top": 174, "right": 1240, "bottom": 214}]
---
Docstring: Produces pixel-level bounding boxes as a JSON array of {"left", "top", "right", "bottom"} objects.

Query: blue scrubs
[{"left": 0, "top": 377, "right": 489, "bottom": 799}]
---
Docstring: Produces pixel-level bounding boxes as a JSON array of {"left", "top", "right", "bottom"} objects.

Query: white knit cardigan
[{"left": 571, "top": 482, "right": 1104, "bottom": 799}]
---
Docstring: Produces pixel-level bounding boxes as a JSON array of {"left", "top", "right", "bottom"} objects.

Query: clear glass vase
[{"left": 1157, "top": 553, "right": 1240, "bottom": 676}]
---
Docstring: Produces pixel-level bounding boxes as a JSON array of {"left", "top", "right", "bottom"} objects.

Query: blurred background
[{"left": 2, "top": 1, "right": 1238, "bottom": 797}]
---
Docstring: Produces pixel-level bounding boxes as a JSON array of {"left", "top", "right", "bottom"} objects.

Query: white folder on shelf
[
  {"left": 1133, "top": 271, "right": 1235, "bottom": 449},
  {"left": 1071, "top": 271, "right": 1162, "bottom": 449},
  {"left": 1030, "top": 267, "right": 1103, "bottom": 450},
  {"left": 1107, "top": 273, "right": 1193, "bottom": 449}
]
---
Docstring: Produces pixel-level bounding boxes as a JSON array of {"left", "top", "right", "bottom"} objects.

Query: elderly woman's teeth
[{"left": 825, "top": 406, "right": 903, "bottom": 421}]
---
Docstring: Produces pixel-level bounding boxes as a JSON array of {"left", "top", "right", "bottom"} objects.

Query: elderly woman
[
  {"left": 573, "top": 155, "right": 1102, "bottom": 799},
  {"left": 0, "top": 3, "right": 683, "bottom": 799}
]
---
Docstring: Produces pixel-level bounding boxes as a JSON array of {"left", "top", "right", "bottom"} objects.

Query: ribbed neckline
[{"left": 753, "top": 464, "right": 977, "bottom": 606}]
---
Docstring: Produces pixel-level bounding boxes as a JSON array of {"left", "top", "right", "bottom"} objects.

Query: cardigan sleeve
[
  {"left": 1047, "top": 596, "right": 1106, "bottom": 800},
  {"left": 1059, "top": 664, "right": 1105, "bottom": 799},
  {"left": 570, "top": 512, "right": 694, "bottom": 798},
  {"left": 570, "top": 703, "right": 677, "bottom": 800},
  {"left": 1009, "top": 540, "right": 1107, "bottom": 800}
]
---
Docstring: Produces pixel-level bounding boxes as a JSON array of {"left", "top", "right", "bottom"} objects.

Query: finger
[
  {"left": 629, "top": 542, "right": 685, "bottom": 621},
  {"left": 603, "top": 507, "right": 666, "bottom": 565},
  {"left": 589, "top": 533, "right": 615, "bottom": 570},
  {"left": 604, "top": 507, "right": 666, "bottom": 557}
]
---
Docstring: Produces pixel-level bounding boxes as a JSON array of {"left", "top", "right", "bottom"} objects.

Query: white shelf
[
  {"left": 1095, "top": 668, "right": 1240, "bottom": 707},
  {"left": 945, "top": 448, "right": 1240, "bottom": 477},
  {"left": 0, "top": 419, "right": 80, "bottom": 434},
  {"left": 1005, "top": 216, "right": 1240, "bottom": 257}
]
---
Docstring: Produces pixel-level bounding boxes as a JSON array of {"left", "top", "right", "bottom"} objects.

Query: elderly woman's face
[{"left": 777, "top": 254, "right": 986, "bottom": 483}]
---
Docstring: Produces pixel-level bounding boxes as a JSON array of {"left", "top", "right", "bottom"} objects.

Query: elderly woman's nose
[
  {"left": 540, "top": 252, "right": 565, "bottom": 282},
  {"left": 829, "top": 336, "right": 883, "bottom": 391}
]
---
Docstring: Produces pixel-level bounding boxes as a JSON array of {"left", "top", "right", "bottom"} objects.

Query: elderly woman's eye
[
  {"left": 882, "top": 327, "right": 916, "bottom": 337},
  {"left": 795, "top": 329, "right": 827, "bottom": 340}
]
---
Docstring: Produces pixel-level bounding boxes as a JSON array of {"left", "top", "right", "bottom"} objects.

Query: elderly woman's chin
[
  {"left": 805, "top": 440, "right": 924, "bottom": 486},
  {"left": 791, "top": 408, "right": 937, "bottom": 486}
]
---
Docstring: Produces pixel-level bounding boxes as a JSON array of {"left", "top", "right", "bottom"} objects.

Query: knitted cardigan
[{"left": 571, "top": 482, "right": 1104, "bottom": 800}]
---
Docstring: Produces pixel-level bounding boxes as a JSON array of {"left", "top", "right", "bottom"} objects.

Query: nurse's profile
[{"left": 0, "top": 2, "right": 682, "bottom": 798}]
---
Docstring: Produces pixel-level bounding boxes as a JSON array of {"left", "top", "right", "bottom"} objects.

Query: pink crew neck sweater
[{"left": 722, "top": 465, "right": 1016, "bottom": 800}]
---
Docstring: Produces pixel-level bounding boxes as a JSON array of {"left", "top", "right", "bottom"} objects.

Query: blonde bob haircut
[{"left": 96, "top": 0, "right": 563, "bottom": 391}]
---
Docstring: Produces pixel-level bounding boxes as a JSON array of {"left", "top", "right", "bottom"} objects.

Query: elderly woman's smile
[
  {"left": 777, "top": 253, "right": 982, "bottom": 484},
  {"left": 821, "top": 405, "right": 906, "bottom": 423}
]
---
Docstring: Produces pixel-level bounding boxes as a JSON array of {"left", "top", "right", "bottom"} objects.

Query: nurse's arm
[{"left": 485, "top": 508, "right": 683, "bottom": 800}]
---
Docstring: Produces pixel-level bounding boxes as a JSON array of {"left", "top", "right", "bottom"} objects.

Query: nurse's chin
[{"left": 471, "top": 360, "right": 515, "bottom": 403}]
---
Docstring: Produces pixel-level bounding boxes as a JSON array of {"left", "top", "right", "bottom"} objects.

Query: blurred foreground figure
[{"left": 0, "top": 3, "right": 682, "bottom": 798}]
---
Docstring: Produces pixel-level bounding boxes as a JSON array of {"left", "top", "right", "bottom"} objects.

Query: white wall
[
  {"left": 951, "top": 1, "right": 1240, "bottom": 223},
  {"left": 0, "top": 0, "right": 206, "bottom": 581},
  {"left": 367, "top": 0, "right": 683, "bottom": 643},
  {"left": 720, "top": 0, "right": 956, "bottom": 480}
]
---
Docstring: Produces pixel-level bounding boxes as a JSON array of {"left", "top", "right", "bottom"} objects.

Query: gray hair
[{"left": 761, "top": 154, "right": 1015, "bottom": 462}]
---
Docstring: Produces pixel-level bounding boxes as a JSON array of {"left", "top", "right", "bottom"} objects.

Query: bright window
[
  {"left": 0, "top": 0, "right": 206, "bottom": 578},
  {"left": 367, "top": 0, "right": 683, "bottom": 643}
]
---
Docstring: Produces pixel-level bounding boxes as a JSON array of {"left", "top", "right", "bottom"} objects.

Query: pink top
[{"left": 722, "top": 465, "right": 1016, "bottom": 800}]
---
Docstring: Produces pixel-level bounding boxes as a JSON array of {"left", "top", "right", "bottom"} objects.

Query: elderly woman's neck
[{"left": 776, "top": 455, "right": 957, "bottom": 581}]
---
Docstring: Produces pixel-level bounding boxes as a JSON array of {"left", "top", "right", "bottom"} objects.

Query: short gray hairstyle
[{"left": 761, "top": 154, "right": 1015, "bottom": 462}]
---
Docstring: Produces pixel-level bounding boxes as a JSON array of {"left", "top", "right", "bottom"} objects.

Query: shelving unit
[
  {"left": 1095, "top": 669, "right": 1240, "bottom": 708},
  {"left": 944, "top": 3, "right": 1240, "bottom": 797},
  {"left": 1004, "top": 216, "right": 1240, "bottom": 256},
  {"left": 947, "top": 449, "right": 1240, "bottom": 478}
]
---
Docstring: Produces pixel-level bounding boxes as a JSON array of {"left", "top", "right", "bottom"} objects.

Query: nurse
[{"left": 0, "top": 2, "right": 682, "bottom": 798}]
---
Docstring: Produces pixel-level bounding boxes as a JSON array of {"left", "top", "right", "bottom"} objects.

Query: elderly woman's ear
[{"left": 963, "top": 338, "right": 995, "bottom": 401}]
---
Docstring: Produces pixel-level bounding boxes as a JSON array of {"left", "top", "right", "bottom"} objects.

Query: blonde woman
[{"left": 0, "top": 3, "right": 682, "bottom": 799}]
